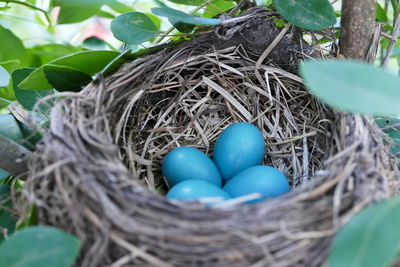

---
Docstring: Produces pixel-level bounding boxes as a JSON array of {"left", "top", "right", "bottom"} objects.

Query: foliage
[
  {"left": 0, "top": 66, "right": 10, "bottom": 88},
  {"left": 18, "top": 50, "right": 126, "bottom": 90},
  {"left": 0, "top": 0, "right": 399, "bottom": 266},
  {"left": 152, "top": 7, "right": 221, "bottom": 26},
  {"left": 328, "top": 197, "right": 400, "bottom": 267},
  {"left": 375, "top": 117, "right": 400, "bottom": 160},
  {"left": 299, "top": 60, "right": 400, "bottom": 116},
  {"left": 13, "top": 68, "right": 53, "bottom": 110},
  {"left": 0, "top": 226, "right": 81, "bottom": 267},
  {"left": 0, "top": 185, "right": 16, "bottom": 240},
  {"left": 273, "top": 0, "right": 336, "bottom": 30},
  {"left": 110, "top": 12, "right": 159, "bottom": 44}
]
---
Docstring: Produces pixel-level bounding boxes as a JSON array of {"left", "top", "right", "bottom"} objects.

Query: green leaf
[
  {"left": 44, "top": 65, "right": 92, "bottom": 92},
  {"left": 299, "top": 60, "right": 400, "bottom": 116},
  {"left": 0, "top": 61, "right": 22, "bottom": 103},
  {"left": 0, "top": 113, "right": 38, "bottom": 149},
  {"left": 203, "top": 0, "right": 236, "bottom": 18},
  {"left": 152, "top": 7, "right": 221, "bottom": 26},
  {"left": 166, "top": 0, "right": 205, "bottom": 5},
  {"left": 375, "top": 117, "right": 400, "bottom": 158},
  {"left": 0, "top": 185, "right": 16, "bottom": 241},
  {"left": 0, "top": 169, "right": 11, "bottom": 182},
  {"left": 0, "top": 114, "right": 24, "bottom": 144},
  {"left": 82, "top": 37, "right": 108, "bottom": 50},
  {"left": 27, "top": 44, "right": 83, "bottom": 66},
  {"left": 105, "top": 0, "right": 134, "bottom": 13},
  {"left": 0, "top": 226, "right": 81, "bottom": 267},
  {"left": 111, "top": 12, "right": 159, "bottom": 44},
  {"left": 172, "top": 21, "right": 195, "bottom": 33},
  {"left": 376, "top": 3, "right": 388, "bottom": 22},
  {"left": 0, "top": 26, "right": 27, "bottom": 66},
  {"left": 146, "top": 13, "right": 162, "bottom": 31},
  {"left": 0, "top": 66, "right": 10, "bottom": 88},
  {"left": 13, "top": 68, "right": 53, "bottom": 110},
  {"left": 96, "top": 9, "right": 115, "bottom": 19},
  {"left": 0, "top": 60, "right": 20, "bottom": 73},
  {"left": 54, "top": 0, "right": 106, "bottom": 24},
  {"left": 0, "top": 26, "right": 27, "bottom": 102},
  {"left": 18, "top": 51, "right": 125, "bottom": 90},
  {"left": 329, "top": 197, "right": 400, "bottom": 267},
  {"left": 273, "top": 0, "right": 336, "bottom": 30}
]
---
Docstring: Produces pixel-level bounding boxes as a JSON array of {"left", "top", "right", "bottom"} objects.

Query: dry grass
[{"left": 17, "top": 8, "right": 396, "bottom": 267}]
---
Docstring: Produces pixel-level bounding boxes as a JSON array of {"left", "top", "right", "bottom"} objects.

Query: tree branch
[
  {"left": 339, "top": 0, "right": 376, "bottom": 61},
  {"left": 0, "top": 134, "right": 31, "bottom": 178},
  {"left": 0, "top": 0, "right": 51, "bottom": 27},
  {"left": 381, "top": 6, "right": 400, "bottom": 67}
]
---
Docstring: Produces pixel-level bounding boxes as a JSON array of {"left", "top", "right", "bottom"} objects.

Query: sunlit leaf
[
  {"left": 376, "top": 3, "right": 388, "bottom": 22},
  {"left": 27, "top": 44, "right": 83, "bottom": 67},
  {"left": 18, "top": 51, "right": 125, "bottom": 90},
  {"left": 13, "top": 68, "right": 53, "bottom": 110},
  {"left": 203, "top": 0, "right": 236, "bottom": 18},
  {"left": 0, "top": 25, "right": 27, "bottom": 66},
  {"left": 105, "top": 0, "right": 134, "bottom": 13},
  {"left": 54, "top": 0, "right": 106, "bottom": 24}
]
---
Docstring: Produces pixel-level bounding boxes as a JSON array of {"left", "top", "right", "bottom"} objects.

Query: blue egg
[
  {"left": 162, "top": 147, "right": 222, "bottom": 187},
  {"left": 213, "top": 122, "right": 265, "bottom": 181},
  {"left": 223, "top": 166, "right": 290, "bottom": 203},
  {"left": 166, "top": 180, "right": 231, "bottom": 204}
]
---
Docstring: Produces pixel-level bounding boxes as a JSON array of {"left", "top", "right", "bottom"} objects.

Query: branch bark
[
  {"left": 0, "top": 134, "right": 31, "bottom": 178},
  {"left": 339, "top": 0, "right": 376, "bottom": 61}
]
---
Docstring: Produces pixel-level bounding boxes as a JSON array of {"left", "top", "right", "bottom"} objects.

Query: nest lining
[
  {"left": 20, "top": 8, "right": 395, "bottom": 267},
  {"left": 114, "top": 46, "right": 332, "bottom": 192}
]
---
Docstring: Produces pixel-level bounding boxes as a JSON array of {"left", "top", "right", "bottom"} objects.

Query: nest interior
[{"left": 23, "top": 8, "right": 394, "bottom": 267}]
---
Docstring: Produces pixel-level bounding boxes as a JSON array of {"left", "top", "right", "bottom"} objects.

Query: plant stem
[
  {"left": 0, "top": 0, "right": 51, "bottom": 27},
  {"left": 155, "top": 0, "right": 213, "bottom": 44},
  {"left": 381, "top": 8, "right": 400, "bottom": 67}
]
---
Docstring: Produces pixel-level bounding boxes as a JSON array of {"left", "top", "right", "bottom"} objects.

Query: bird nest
[{"left": 21, "top": 8, "right": 394, "bottom": 267}]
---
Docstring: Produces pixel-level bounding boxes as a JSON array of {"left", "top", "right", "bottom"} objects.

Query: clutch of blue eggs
[{"left": 162, "top": 122, "right": 290, "bottom": 205}]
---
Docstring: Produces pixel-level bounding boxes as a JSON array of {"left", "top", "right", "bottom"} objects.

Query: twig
[
  {"left": 0, "top": 134, "right": 31, "bottom": 178},
  {"left": 0, "top": 0, "right": 51, "bottom": 27},
  {"left": 381, "top": 31, "right": 399, "bottom": 41},
  {"left": 381, "top": 7, "right": 400, "bottom": 67}
]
